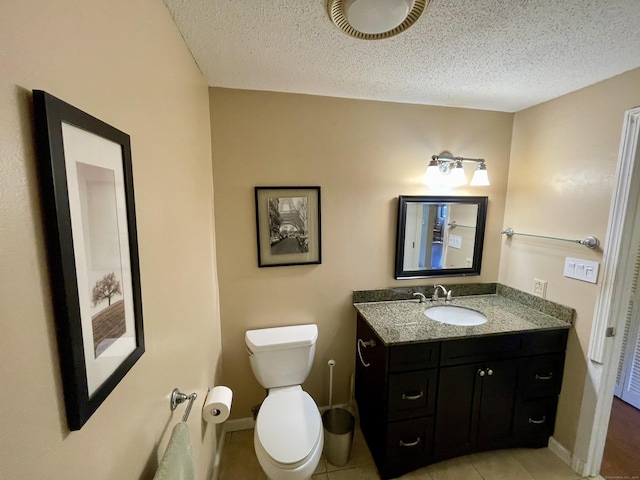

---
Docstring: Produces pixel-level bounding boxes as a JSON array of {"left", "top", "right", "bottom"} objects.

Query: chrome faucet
[
  {"left": 413, "top": 292, "right": 427, "bottom": 303},
  {"left": 432, "top": 284, "right": 453, "bottom": 303}
]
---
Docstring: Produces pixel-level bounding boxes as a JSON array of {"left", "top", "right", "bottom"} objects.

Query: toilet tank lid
[{"left": 245, "top": 324, "right": 318, "bottom": 352}]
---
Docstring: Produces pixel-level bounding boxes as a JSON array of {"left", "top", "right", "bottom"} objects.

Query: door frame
[{"left": 573, "top": 106, "right": 640, "bottom": 476}]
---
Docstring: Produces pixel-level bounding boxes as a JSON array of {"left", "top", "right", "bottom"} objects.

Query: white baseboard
[
  {"left": 548, "top": 436, "right": 592, "bottom": 478},
  {"left": 210, "top": 428, "right": 225, "bottom": 480},
  {"left": 548, "top": 436, "right": 572, "bottom": 466},
  {"left": 223, "top": 416, "right": 255, "bottom": 432},
  {"left": 209, "top": 417, "right": 253, "bottom": 480},
  {"left": 223, "top": 403, "right": 352, "bottom": 433},
  {"left": 570, "top": 455, "right": 587, "bottom": 478}
]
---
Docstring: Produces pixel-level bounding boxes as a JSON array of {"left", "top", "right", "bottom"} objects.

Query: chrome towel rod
[
  {"left": 501, "top": 228, "right": 600, "bottom": 249},
  {"left": 171, "top": 388, "right": 197, "bottom": 422},
  {"left": 448, "top": 221, "right": 474, "bottom": 229}
]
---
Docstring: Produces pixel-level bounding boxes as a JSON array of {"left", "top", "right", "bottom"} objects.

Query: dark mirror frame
[{"left": 394, "top": 195, "right": 488, "bottom": 279}]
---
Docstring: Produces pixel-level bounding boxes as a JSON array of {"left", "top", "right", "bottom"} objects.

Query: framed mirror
[{"left": 395, "top": 195, "right": 488, "bottom": 279}]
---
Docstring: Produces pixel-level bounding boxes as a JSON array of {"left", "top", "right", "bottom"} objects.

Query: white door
[
  {"left": 614, "top": 214, "right": 640, "bottom": 409},
  {"left": 402, "top": 204, "right": 422, "bottom": 271}
]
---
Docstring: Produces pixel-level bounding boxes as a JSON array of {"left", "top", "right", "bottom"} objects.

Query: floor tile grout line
[
  {"left": 471, "top": 461, "right": 489, "bottom": 480},
  {"left": 505, "top": 449, "right": 537, "bottom": 479}
]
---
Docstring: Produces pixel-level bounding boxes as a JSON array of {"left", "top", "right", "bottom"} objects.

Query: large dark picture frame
[
  {"left": 33, "top": 90, "right": 144, "bottom": 430},
  {"left": 255, "top": 186, "right": 322, "bottom": 267}
]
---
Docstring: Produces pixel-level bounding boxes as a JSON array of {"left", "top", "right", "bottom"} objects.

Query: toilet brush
[{"left": 328, "top": 359, "right": 335, "bottom": 409}]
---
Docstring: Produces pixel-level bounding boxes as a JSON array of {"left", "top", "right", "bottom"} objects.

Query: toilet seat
[{"left": 255, "top": 386, "right": 322, "bottom": 469}]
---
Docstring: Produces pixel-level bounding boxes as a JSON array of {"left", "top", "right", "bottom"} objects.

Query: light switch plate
[
  {"left": 448, "top": 234, "right": 462, "bottom": 249},
  {"left": 564, "top": 257, "right": 599, "bottom": 284}
]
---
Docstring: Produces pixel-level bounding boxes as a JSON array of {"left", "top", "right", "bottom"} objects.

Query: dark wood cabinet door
[
  {"left": 476, "top": 359, "right": 519, "bottom": 450},
  {"left": 435, "top": 359, "right": 520, "bottom": 459},
  {"left": 433, "top": 363, "right": 482, "bottom": 461}
]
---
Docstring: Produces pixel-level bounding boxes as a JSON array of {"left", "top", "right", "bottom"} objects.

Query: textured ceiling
[{"left": 163, "top": 0, "right": 640, "bottom": 112}]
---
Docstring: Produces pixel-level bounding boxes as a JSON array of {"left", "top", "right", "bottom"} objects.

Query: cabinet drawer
[
  {"left": 440, "top": 334, "right": 523, "bottom": 366},
  {"left": 390, "top": 342, "right": 440, "bottom": 372},
  {"left": 522, "top": 329, "right": 568, "bottom": 355},
  {"left": 384, "top": 417, "right": 433, "bottom": 477},
  {"left": 522, "top": 353, "right": 565, "bottom": 400},
  {"left": 388, "top": 369, "right": 437, "bottom": 421},
  {"left": 514, "top": 398, "right": 557, "bottom": 447}
]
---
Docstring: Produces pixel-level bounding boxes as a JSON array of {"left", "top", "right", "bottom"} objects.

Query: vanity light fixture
[
  {"left": 328, "top": 0, "right": 428, "bottom": 40},
  {"left": 424, "top": 151, "right": 490, "bottom": 187}
]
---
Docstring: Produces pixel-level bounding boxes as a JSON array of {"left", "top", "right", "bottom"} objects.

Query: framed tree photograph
[
  {"left": 33, "top": 90, "right": 144, "bottom": 430},
  {"left": 255, "top": 186, "right": 321, "bottom": 267}
]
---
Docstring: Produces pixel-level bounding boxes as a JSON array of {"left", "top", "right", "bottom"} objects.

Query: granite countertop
[{"left": 354, "top": 293, "right": 572, "bottom": 346}]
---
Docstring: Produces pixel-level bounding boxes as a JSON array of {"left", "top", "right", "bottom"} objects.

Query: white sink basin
[{"left": 424, "top": 305, "right": 487, "bottom": 326}]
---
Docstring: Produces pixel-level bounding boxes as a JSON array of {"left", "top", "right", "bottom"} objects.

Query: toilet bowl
[
  {"left": 254, "top": 386, "right": 323, "bottom": 479},
  {"left": 246, "top": 325, "right": 323, "bottom": 480}
]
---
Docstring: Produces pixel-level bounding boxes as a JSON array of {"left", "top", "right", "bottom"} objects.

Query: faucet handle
[
  {"left": 446, "top": 290, "right": 453, "bottom": 302},
  {"left": 413, "top": 292, "right": 427, "bottom": 303}
]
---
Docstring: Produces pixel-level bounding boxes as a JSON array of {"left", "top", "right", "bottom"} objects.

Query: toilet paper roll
[{"left": 202, "top": 386, "right": 232, "bottom": 424}]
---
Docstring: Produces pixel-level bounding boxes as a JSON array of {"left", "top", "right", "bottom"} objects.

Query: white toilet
[{"left": 245, "top": 324, "right": 323, "bottom": 480}]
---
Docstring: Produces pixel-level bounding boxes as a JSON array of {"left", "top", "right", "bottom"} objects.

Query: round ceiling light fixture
[{"left": 328, "top": 0, "right": 428, "bottom": 40}]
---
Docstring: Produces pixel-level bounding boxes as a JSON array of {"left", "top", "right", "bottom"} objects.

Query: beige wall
[
  {"left": 0, "top": 1, "right": 221, "bottom": 479},
  {"left": 500, "top": 68, "right": 640, "bottom": 452},
  {"left": 210, "top": 88, "right": 513, "bottom": 418}
]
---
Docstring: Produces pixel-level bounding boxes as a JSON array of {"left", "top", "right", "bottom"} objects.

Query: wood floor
[{"left": 600, "top": 397, "right": 640, "bottom": 479}]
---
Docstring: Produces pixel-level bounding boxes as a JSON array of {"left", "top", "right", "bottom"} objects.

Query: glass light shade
[
  {"left": 423, "top": 163, "right": 441, "bottom": 186},
  {"left": 470, "top": 166, "right": 490, "bottom": 186},
  {"left": 346, "top": 0, "right": 411, "bottom": 34},
  {"left": 449, "top": 162, "right": 467, "bottom": 187}
]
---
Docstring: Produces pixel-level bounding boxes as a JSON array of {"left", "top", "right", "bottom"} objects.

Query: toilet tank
[{"left": 245, "top": 324, "right": 318, "bottom": 389}]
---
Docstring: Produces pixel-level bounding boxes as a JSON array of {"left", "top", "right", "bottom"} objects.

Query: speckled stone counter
[{"left": 354, "top": 288, "right": 573, "bottom": 345}]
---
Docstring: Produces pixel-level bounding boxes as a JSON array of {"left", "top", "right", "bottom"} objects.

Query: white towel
[{"left": 154, "top": 422, "right": 196, "bottom": 480}]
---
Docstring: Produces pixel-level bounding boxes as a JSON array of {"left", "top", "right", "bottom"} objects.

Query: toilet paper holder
[{"left": 170, "top": 388, "right": 197, "bottom": 422}]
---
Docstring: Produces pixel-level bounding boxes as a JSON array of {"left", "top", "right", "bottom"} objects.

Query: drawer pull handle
[
  {"left": 486, "top": 369, "right": 493, "bottom": 376},
  {"left": 528, "top": 416, "right": 547, "bottom": 424},
  {"left": 478, "top": 369, "right": 486, "bottom": 377},
  {"left": 399, "top": 437, "right": 422, "bottom": 447},
  {"left": 402, "top": 391, "right": 424, "bottom": 401},
  {"left": 535, "top": 373, "right": 554, "bottom": 381}
]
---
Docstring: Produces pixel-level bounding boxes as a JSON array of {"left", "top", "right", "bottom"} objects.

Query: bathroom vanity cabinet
[{"left": 355, "top": 314, "right": 568, "bottom": 479}]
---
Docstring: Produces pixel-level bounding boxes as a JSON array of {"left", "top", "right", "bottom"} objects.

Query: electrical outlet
[{"left": 533, "top": 278, "right": 547, "bottom": 298}]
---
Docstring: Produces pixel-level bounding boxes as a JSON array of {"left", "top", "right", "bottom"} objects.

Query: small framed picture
[
  {"left": 254, "top": 186, "right": 322, "bottom": 267},
  {"left": 33, "top": 90, "right": 144, "bottom": 430}
]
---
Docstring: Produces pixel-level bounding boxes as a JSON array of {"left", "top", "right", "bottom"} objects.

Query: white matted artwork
[
  {"left": 33, "top": 90, "right": 144, "bottom": 430},
  {"left": 63, "top": 123, "right": 137, "bottom": 394}
]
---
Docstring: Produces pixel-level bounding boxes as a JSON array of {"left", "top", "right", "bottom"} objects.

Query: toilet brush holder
[{"left": 322, "top": 359, "right": 355, "bottom": 466}]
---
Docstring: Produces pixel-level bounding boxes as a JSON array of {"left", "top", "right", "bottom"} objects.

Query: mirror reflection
[{"left": 395, "top": 196, "right": 488, "bottom": 279}]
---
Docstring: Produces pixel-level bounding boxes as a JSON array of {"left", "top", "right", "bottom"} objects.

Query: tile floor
[{"left": 218, "top": 428, "right": 587, "bottom": 480}]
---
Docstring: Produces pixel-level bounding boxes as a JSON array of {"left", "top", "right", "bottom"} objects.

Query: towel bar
[
  {"left": 448, "top": 221, "right": 475, "bottom": 229},
  {"left": 501, "top": 227, "right": 600, "bottom": 249},
  {"left": 171, "top": 388, "right": 197, "bottom": 422}
]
